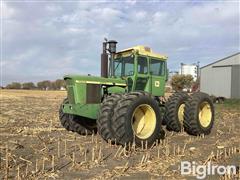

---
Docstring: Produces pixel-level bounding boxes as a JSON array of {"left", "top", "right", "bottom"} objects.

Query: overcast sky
[{"left": 1, "top": 0, "right": 239, "bottom": 85}]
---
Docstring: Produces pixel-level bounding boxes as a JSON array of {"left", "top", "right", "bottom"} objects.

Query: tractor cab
[{"left": 112, "top": 46, "right": 168, "bottom": 96}]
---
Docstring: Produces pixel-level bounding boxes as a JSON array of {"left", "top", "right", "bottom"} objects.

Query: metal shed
[{"left": 200, "top": 52, "right": 240, "bottom": 99}]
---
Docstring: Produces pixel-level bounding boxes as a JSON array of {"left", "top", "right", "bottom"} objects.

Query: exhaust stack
[
  {"left": 107, "top": 40, "right": 117, "bottom": 77},
  {"left": 101, "top": 42, "right": 108, "bottom": 78}
]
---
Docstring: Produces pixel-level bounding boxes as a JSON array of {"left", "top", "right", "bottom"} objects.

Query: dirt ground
[{"left": 0, "top": 90, "right": 239, "bottom": 180}]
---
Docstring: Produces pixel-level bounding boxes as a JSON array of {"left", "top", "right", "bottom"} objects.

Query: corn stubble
[{"left": 0, "top": 90, "right": 239, "bottom": 179}]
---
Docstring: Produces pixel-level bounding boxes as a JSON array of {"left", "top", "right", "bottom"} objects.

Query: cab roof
[{"left": 117, "top": 45, "right": 168, "bottom": 60}]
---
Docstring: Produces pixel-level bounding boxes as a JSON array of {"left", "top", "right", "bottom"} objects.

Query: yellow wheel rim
[
  {"left": 178, "top": 103, "right": 185, "bottom": 124},
  {"left": 199, "top": 101, "right": 212, "bottom": 127},
  {"left": 131, "top": 104, "right": 156, "bottom": 139}
]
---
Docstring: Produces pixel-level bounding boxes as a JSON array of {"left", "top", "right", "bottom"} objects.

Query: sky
[{"left": 1, "top": 0, "right": 239, "bottom": 86}]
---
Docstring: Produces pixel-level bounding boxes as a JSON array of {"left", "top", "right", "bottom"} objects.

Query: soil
[{"left": 0, "top": 90, "right": 239, "bottom": 179}]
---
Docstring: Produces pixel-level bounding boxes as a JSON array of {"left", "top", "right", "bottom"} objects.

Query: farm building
[{"left": 200, "top": 52, "right": 240, "bottom": 99}]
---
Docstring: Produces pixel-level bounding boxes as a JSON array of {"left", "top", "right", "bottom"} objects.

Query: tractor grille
[
  {"left": 86, "top": 84, "right": 101, "bottom": 104},
  {"left": 67, "top": 86, "right": 75, "bottom": 104}
]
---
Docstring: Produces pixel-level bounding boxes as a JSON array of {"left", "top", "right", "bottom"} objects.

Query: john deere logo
[{"left": 155, "top": 81, "right": 160, "bottom": 87}]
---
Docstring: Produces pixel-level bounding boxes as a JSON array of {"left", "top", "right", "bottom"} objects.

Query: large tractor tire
[
  {"left": 59, "top": 99, "right": 96, "bottom": 135},
  {"left": 97, "top": 93, "right": 123, "bottom": 142},
  {"left": 184, "top": 92, "right": 214, "bottom": 135},
  {"left": 165, "top": 92, "right": 190, "bottom": 132},
  {"left": 113, "top": 92, "right": 165, "bottom": 147}
]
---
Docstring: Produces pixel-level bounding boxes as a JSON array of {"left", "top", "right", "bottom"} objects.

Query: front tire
[
  {"left": 113, "top": 92, "right": 165, "bottom": 147},
  {"left": 59, "top": 99, "right": 96, "bottom": 135},
  {"left": 97, "top": 94, "right": 123, "bottom": 142},
  {"left": 184, "top": 92, "right": 214, "bottom": 135}
]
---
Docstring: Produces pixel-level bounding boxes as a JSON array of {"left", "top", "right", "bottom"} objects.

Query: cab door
[
  {"left": 150, "top": 58, "right": 166, "bottom": 96},
  {"left": 134, "top": 56, "right": 150, "bottom": 91}
]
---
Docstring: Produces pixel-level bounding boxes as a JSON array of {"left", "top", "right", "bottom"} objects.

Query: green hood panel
[
  {"left": 64, "top": 75, "right": 126, "bottom": 86},
  {"left": 63, "top": 75, "right": 126, "bottom": 119}
]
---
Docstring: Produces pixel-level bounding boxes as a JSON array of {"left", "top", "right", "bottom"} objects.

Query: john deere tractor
[{"left": 59, "top": 40, "right": 214, "bottom": 147}]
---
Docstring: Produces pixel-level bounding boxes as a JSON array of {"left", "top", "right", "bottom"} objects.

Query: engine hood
[{"left": 64, "top": 74, "right": 126, "bottom": 86}]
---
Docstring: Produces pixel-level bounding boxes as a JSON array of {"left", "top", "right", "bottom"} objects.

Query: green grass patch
[{"left": 215, "top": 98, "right": 240, "bottom": 111}]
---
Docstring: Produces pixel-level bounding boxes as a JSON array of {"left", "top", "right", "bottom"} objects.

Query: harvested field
[{"left": 0, "top": 90, "right": 239, "bottom": 179}]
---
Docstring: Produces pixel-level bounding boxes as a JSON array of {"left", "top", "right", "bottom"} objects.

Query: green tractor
[{"left": 59, "top": 40, "right": 214, "bottom": 147}]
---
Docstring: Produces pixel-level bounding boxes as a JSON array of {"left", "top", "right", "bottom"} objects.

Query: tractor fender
[{"left": 107, "top": 86, "right": 126, "bottom": 94}]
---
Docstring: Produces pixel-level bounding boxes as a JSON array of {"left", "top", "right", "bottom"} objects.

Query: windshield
[{"left": 114, "top": 56, "right": 134, "bottom": 77}]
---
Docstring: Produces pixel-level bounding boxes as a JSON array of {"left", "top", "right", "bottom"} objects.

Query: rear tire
[
  {"left": 112, "top": 92, "right": 165, "bottom": 147},
  {"left": 97, "top": 94, "right": 123, "bottom": 142},
  {"left": 59, "top": 99, "right": 96, "bottom": 135},
  {"left": 165, "top": 92, "right": 189, "bottom": 132},
  {"left": 184, "top": 92, "right": 214, "bottom": 135}
]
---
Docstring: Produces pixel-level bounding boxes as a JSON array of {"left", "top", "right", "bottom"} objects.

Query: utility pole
[{"left": 196, "top": 61, "right": 200, "bottom": 79}]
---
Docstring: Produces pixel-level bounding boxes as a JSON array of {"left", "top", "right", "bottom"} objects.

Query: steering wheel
[{"left": 128, "top": 71, "right": 134, "bottom": 76}]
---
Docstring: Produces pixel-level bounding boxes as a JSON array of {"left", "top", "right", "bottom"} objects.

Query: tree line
[
  {"left": 4, "top": 75, "right": 199, "bottom": 92},
  {"left": 5, "top": 79, "right": 66, "bottom": 90}
]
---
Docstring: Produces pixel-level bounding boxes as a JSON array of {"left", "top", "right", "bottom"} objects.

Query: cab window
[
  {"left": 137, "top": 56, "right": 148, "bottom": 74},
  {"left": 114, "top": 56, "right": 134, "bottom": 77},
  {"left": 150, "top": 59, "right": 165, "bottom": 76}
]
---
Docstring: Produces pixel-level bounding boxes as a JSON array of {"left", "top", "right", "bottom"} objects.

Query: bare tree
[
  {"left": 37, "top": 80, "right": 51, "bottom": 90},
  {"left": 22, "top": 82, "right": 36, "bottom": 89},
  {"left": 171, "top": 74, "right": 194, "bottom": 92}
]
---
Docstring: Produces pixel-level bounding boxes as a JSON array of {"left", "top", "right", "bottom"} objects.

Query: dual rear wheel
[
  {"left": 165, "top": 92, "right": 214, "bottom": 135},
  {"left": 97, "top": 92, "right": 165, "bottom": 147},
  {"left": 97, "top": 91, "right": 214, "bottom": 147}
]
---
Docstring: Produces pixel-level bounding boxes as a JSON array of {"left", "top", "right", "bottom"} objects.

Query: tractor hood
[{"left": 64, "top": 75, "right": 127, "bottom": 86}]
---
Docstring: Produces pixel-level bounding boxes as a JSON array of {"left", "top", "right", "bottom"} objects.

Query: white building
[
  {"left": 200, "top": 52, "right": 240, "bottom": 99},
  {"left": 179, "top": 63, "right": 198, "bottom": 81}
]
